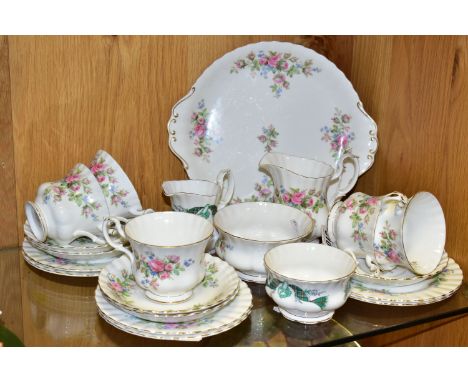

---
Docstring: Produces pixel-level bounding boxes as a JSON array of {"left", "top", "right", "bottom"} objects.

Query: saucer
[
  {"left": 350, "top": 258, "right": 463, "bottom": 306},
  {"left": 96, "top": 282, "right": 252, "bottom": 341},
  {"left": 99, "top": 254, "right": 240, "bottom": 317},
  {"left": 22, "top": 240, "right": 105, "bottom": 277},
  {"left": 353, "top": 252, "right": 449, "bottom": 287}
]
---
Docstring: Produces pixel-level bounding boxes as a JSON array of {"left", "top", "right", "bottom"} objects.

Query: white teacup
[
  {"left": 102, "top": 212, "right": 213, "bottom": 303},
  {"left": 25, "top": 163, "right": 110, "bottom": 245},
  {"left": 264, "top": 243, "right": 356, "bottom": 324},
  {"left": 90, "top": 150, "right": 152, "bottom": 218}
]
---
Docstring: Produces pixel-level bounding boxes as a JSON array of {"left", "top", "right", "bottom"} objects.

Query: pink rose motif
[
  {"left": 148, "top": 259, "right": 165, "bottom": 273},
  {"left": 110, "top": 282, "right": 123, "bottom": 292},
  {"left": 259, "top": 56, "right": 268, "bottom": 65},
  {"left": 194, "top": 148, "right": 202, "bottom": 157},
  {"left": 331, "top": 142, "right": 338, "bottom": 151},
  {"left": 150, "top": 279, "right": 159, "bottom": 288},
  {"left": 333, "top": 117, "right": 341, "bottom": 124},
  {"left": 389, "top": 230, "right": 397, "bottom": 240},
  {"left": 282, "top": 193, "right": 291, "bottom": 203},
  {"left": 283, "top": 81, "right": 290, "bottom": 89},
  {"left": 280, "top": 61, "right": 289, "bottom": 70},
  {"left": 165, "top": 263, "right": 174, "bottom": 272},
  {"left": 342, "top": 114, "right": 351, "bottom": 123},
  {"left": 359, "top": 207, "right": 367, "bottom": 214},
  {"left": 308, "top": 198, "right": 315, "bottom": 207},
  {"left": 337, "top": 134, "right": 348, "bottom": 147},
  {"left": 258, "top": 135, "right": 267, "bottom": 143},
  {"left": 387, "top": 250, "right": 400, "bottom": 263},
  {"left": 273, "top": 73, "right": 285, "bottom": 84},
  {"left": 291, "top": 192, "right": 305, "bottom": 205},
  {"left": 345, "top": 199, "right": 354, "bottom": 209},
  {"left": 194, "top": 124, "right": 206, "bottom": 137},
  {"left": 52, "top": 186, "right": 61, "bottom": 194},
  {"left": 70, "top": 184, "right": 81, "bottom": 192},
  {"left": 168, "top": 255, "right": 180, "bottom": 263},
  {"left": 191, "top": 112, "right": 197, "bottom": 120},
  {"left": 367, "top": 197, "right": 378, "bottom": 206},
  {"left": 197, "top": 117, "right": 205, "bottom": 125},
  {"left": 65, "top": 174, "right": 81, "bottom": 183},
  {"left": 260, "top": 188, "right": 271, "bottom": 196},
  {"left": 160, "top": 272, "right": 170, "bottom": 280},
  {"left": 106, "top": 168, "right": 115, "bottom": 175},
  {"left": 268, "top": 54, "right": 280, "bottom": 67},
  {"left": 247, "top": 52, "right": 256, "bottom": 60},
  {"left": 111, "top": 195, "right": 121, "bottom": 205},
  {"left": 90, "top": 163, "right": 105, "bottom": 174},
  {"left": 96, "top": 175, "right": 106, "bottom": 183}
]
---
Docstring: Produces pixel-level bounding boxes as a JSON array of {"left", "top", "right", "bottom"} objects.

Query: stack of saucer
[
  {"left": 22, "top": 222, "right": 124, "bottom": 277},
  {"left": 96, "top": 254, "right": 252, "bottom": 341}
]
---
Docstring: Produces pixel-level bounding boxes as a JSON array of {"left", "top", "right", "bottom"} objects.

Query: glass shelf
[{"left": 0, "top": 247, "right": 466, "bottom": 346}]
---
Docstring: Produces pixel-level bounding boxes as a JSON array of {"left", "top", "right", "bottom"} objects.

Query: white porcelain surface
[
  {"left": 99, "top": 254, "right": 240, "bottom": 321},
  {"left": 214, "top": 202, "right": 313, "bottom": 281},
  {"left": 95, "top": 281, "right": 253, "bottom": 341},
  {"left": 103, "top": 212, "right": 213, "bottom": 303},
  {"left": 167, "top": 41, "right": 378, "bottom": 207},
  {"left": 22, "top": 240, "right": 104, "bottom": 277},
  {"left": 350, "top": 257, "right": 462, "bottom": 306},
  {"left": 259, "top": 152, "right": 359, "bottom": 239},
  {"left": 264, "top": 243, "right": 356, "bottom": 324},
  {"left": 25, "top": 163, "right": 110, "bottom": 245},
  {"left": 89, "top": 150, "right": 146, "bottom": 218}
]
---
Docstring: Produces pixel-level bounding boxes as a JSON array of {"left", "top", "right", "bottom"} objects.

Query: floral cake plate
[
  {"left": 167, "top": 41, "right": 378, "bottom": 206},
  {"left": 353, "top": 252, "right": 449, "bottom": 287},
  {"left": 22, "top": 240, "right": 105, "bottom": 277},
  {"left": 99, "top": 254, "right": 240, "bottom": 321},
  {"left": 96, "top": 282, "right": 252, "bottom": 341},
  {"left": 350, "top": 257, "right": 463, "bottom": 306}
]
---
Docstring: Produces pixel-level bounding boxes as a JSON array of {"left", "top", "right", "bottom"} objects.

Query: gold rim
[
  {"left": 264, "top": 243, "right": 357, "bottom": 284},
  {"left": 214, "top": 202, "right": 313, "bottom": 243}
]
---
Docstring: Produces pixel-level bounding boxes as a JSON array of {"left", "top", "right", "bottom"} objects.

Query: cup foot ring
[{"left": 276, "top": 307, "right": 334, "bottom": 325}]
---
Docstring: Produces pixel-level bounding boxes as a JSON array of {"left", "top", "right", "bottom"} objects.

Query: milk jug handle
[{"left": 216, "top": 169, "right": 234, "bottom": 209}]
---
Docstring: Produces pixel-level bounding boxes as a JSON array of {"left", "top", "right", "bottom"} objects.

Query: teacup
[
  {"left": 90, "top": 150, "right": 152, "bottom": 217},
  {"left": 25, "top": 163, "right": 110, "bottom": 245},
  {"left": 213, "top": 202, "right": 313, "bottom": 283},
  {"left": 264, "top": 242, "right": 356, "bottom": 324},
  {"left": 327, "top": 192, "right": 407, "bottom": 270},
  {"left": 162, "top": 169, "right": 234, "bottom": 221},
  {"left": 102, "top": 212, "right": 213, "bottom": 303}
]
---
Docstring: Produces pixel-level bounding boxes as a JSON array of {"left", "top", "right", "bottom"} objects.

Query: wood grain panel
[{"left": 0, "top": 36, "right": 18, "bottom": 248}]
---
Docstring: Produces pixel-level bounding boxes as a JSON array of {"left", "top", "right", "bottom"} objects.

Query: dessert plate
[
  {"left": 99, "top": 254, "right": 240, "bottom": 317},
  {"left": 167, "top": 41, "right": 378, "bottom": 205},
  {"left": 22, "top": 240, "right": 104, "bottom": 277},
  {"left": 96, "top": 282, "right": 252, "bottom": 341},
  {"left": 350, "top": 258, "right": 463, "bottom": 306},
  {"left": 353, "top": 252, "right": 449, "bottom": 287}
]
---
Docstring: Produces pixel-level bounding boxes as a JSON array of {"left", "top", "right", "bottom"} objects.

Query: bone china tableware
[
  {"left": 25, "top": 163, "right": 110, "bottom": 245},
  {"left": 259, "top": 151, "right": 359, "bottom": 240},
  {"left": 264, "top": 242, "right": 356, "bottom": 324},
  {"left": 22, "top": 240, "right": 103, "bottom": 277},
  {"left": 90, "top": 150, "right": 152, "bottom": 218},
  {"left": 99, "top": 254, "right": 239, "bottom": 323},
  {"left": 213, "top": 202, "right": 313, "bottom": 283},
  {"left": 327, "top": 191, "right": 407, "bottom": 269},
  {"left": 167, "top": 41, "right": 378, "bottom": 207},
  {"left": 162, "top": 169, "right": 234, "bottom": 220},
  {"left": 350, "top": 257, "right": 463, "bottom": 306},
  {"left": 95, "top": 281, "right": 252, "bottom": 342},
  {"left": 102, "top": 211, "right": 213, "bottom": 303}
]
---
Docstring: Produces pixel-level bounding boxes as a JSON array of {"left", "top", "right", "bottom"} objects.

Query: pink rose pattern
[
  {"left": 257, "top": 124, "right": 279, "bottom": 153},
  {"left": 43, "top": 166, "right": 102, "bottom": 221},
  {"left": 107, "top": 269, "right": 135, "bottom": 299},
  {"left": 230, "top": 50, "right": 321, "bottom": 98},
  {"left": 136, "top": 253, "right": 194, "bottom": 290},
  {"left": 338, "top": 194, "right": 378, "bottom": 250},
  {"left": 231, "top": 176, "right": 275, "bottom": 203},
  {"left": 278, "top": 186, "right": 326, "bottom": 222},
  {"left": 189, "top": 99, "right": 218, "bottom": 162},
  {"left": 374, "top": 220, "right": 402, "bottom": 265},
  {"left": 321, "top": 109, "right": 355, "bottom": 160},
  {"left": 90, "top": 155, "right": 130, "bottom": 208}
]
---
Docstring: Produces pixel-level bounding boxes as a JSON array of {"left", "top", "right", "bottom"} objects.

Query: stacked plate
[
  {"left": 23, "top": 221, "right": 124, "bottom": 277},
  {"left": 96, "top": 254, "right": 253, "bottom": 341}
]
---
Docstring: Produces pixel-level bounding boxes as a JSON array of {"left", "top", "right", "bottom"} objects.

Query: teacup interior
[
  {"left": 262, "top": 153, "right": 334, "bottom": 178},
  {"left": 214, "top": 202, "right": 312, "bottom": 242},
  {"left": 125, "top": 212, "right": 213, "bottom": 246},
  {"left": 163, "top": 180, "right": 219, "bottom": 197},
  {"left": 265, "top": 243, "right": 356, "bottom": 281},
  {"left": 402, "top": 192, "right": 445, "bottom": 274}
]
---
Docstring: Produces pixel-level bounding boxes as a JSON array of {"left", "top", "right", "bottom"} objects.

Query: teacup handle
[
  {"left": 72, "top": 230, "right": 106, "bottom": 245},
  {"left": 382, "top": 192, "right": 408, "bottom": 207},
  {"left": 216, "top": 169, "right": 234, "bottom": 209},
  {"left": 102, "top": 217, "right": 136, "bottom": 268},
  {"left": 329, "top": 153, "right": 360, "bottom": 207}
]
